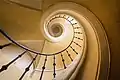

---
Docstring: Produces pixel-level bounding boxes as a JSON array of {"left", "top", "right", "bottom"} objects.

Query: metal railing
[{"left": 0, "top": 14, "right": 83, "bottom": 80}]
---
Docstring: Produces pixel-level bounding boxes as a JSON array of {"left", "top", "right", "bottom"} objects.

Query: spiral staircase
[{"left": 0, "top": 0, "right": 110, "bottom": 80}]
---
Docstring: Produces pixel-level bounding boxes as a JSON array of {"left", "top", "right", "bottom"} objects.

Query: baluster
[
  {"left": 74, "top": 32, "right": 82, "bottom": 34},
  {"left": 40, "top": 56, "right": 47, "bottom": 80},
  {"left": 52, "top": 16, "right": 56, "bottom": 20},
  {"left": 0, "top": 43, "right": 12, "bottom": 49},
  {"left": 66, "top": 50, "right": 73, "bottom": 61},
  {"left": 70, "top": 19, "right": 74, "bottom": 21},
  {"left": 19, "top": 54, "right": 38, "bottom": 80},
  {"left": 73, "top": 41, "right": 81, "bottom": 47},
  {"left": 0, "top": 51, "right": 27, "bottom": 73},
  {"left": 72, "top": 23, "right": 77, "bottom": 25},
  {"left": 53, "top": 55, "right": 56, "bottom": 78},
  {"left": 63, "top": 15, "right": 66, "bottom": 18},
  {"left": 70, "top": 46, "right": 78, "bottom": 54},
  {"left": 58, "top": 15, "right": 61, "bottom": 17},
  {"left": 74, "top": 27, "right": 81, "bottom": 29},
  {"left": 74, "top": 36, "right": 83, "bottom": 40},
  {"left": 67, "top": 16, "right": 70, "bottom": 19},
  {"left": 55, "top": 15, "right": 58, "bottom": 18},
  {"left": 61, "top": 53, "right": 66, "bottom": 69},
  {"left": 49, "top": 19, "right": 52, "bottom": 22}
]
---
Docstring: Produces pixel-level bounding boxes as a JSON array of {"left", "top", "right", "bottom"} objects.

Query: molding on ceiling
[{"left": 7, "top": 0, "right": 43, "bottom": 10}]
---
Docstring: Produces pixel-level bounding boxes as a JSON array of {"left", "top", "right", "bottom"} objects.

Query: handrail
[
  {"left": 0, "top": 14, "right": 82, "bottom": 56},
  {"left": 0, "top": 28, "right": 45, "bottom": 55},
  {"left": 0, "top": 27, "right": 74, "bottom": 56},
  {"left": 0, "top": 14, "right": 83, "bottom": 80}
]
